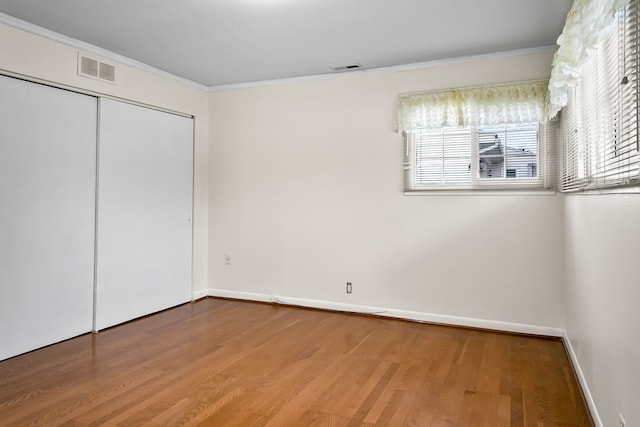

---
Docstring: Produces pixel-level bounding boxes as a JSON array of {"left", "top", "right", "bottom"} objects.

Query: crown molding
[
  {"left": 0, "top": 12, "right": 207, "bottom": 91},
  {"left": 208, "top": 45, "right": 558, "bottom": 92}
]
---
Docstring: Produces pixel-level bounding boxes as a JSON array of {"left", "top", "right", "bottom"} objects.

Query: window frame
[{"left": 404, "top": 122, "right": 552, "bottom": 193}]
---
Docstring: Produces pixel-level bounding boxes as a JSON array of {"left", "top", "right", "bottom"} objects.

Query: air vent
[
  {"left": 78, "top": 53, "right": 116, "bottom": 83},
  {"left": 331, "top": 63, "right": 362, "bottom": 72},
  {"left": 80, "top": 56, "right": 99, "bottom": 77},
  {"left": 98, "top": 62, "right": 116, "bottom": 82}
]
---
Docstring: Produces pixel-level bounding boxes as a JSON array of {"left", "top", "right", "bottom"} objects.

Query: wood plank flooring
[{"left": 0, "top": 298, "right": 592, "bottom": 426}]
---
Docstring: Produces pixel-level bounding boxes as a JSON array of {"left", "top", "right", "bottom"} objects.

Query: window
[
  {"left": 397, "top": 81, "right": 555, "bottom": 192},
  {"left": 478, "top": 123, "right": 538, "bottom": 179},
  {"left": 405, "top": 122, "right": 554, "bottom": 191},
  {"left": 557, "top": 0, "right": 639, "bottom": 192}
]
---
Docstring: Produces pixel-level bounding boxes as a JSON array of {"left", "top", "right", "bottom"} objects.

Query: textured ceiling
[{"left": 0, "top": 0, "right": 572, "bottom": 87}]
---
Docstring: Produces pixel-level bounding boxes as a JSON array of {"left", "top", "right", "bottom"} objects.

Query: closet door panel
[
  {"left": 95, "top": 98, "right": 193, "bottom": 330},
  {"left": 0, "top": 75, "right": 97, "bottom": 360}
]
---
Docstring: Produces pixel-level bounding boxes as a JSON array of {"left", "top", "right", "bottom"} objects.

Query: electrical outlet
[
  {"left": 224, "top": 253, "right": 231, "bottom": 265},
  {"left": 346, "top": 282, "right": 352, "bottom": 294},
  {"left": 619, "top": 413, "right": 626, "bottom": 427}
]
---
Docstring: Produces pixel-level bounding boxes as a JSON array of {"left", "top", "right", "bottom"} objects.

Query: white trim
[
  {"left": 562, "top": 331, "right": 603, "bottom": 427},
  {"left": 0, "top": 70, "right": 194, "bottom": 119},
  {"left": 0, "top": 12, "right": 207, "bottom": 91},
  {"left": 208, "top": 46, "right": 557, "bottom": 92},
  {"left": 192, "top": 289, "right": 208, "bottom": 301},
  {"left": 403, "top": 190, "right": 556, "bottom": 196},
  {"left": 206, "top": 288, "right": 564, "bottom": 337},
  {"left": 563, "top": 185, "right": 640, "bottom": 195}
]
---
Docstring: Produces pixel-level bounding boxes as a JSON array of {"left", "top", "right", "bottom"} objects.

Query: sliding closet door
[
  {"left": 0, "top": 75, "right": 97, "bottom": 360},
  {"left": 95, "top": 98, "right": 193, "bottom": 330}
]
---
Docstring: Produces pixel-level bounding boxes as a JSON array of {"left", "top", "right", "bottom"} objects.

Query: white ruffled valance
[
  {"left": 396, "top": 81, "right": 548, "bottom": 133},
  {"left": 547, "top": 0, "right": 629, "bottom": 118}
]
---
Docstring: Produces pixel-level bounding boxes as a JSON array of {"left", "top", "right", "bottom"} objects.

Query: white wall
[
  {"left": 0, "top": 22, "right": 209, "bottom": 294},
  {"left": 564, "top": 194, "right": 640, "bottom": 427},
  {"left": 208, "top": 51, "right": 565, "bottom": 329}
]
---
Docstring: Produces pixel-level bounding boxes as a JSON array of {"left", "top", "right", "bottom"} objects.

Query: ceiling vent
[
  {"left": 78, "top": 53, "right": 116, "bottom": 83},
  {"left": 331, "top": 63, "right": 362, "bottom": 72}
]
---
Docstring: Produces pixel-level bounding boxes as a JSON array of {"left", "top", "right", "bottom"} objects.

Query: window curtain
[
  {"left": 547, "top": 0, "right": 629, "bottom": 118},
  {"left": 396, "top": 81, "right": 548, "bottom": 134}
]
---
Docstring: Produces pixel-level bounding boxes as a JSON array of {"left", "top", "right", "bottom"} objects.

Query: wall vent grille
[{"left": 78, "top": 53, "right": 116, "bottom": 83}]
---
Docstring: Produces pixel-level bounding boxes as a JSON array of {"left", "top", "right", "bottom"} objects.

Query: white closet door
[
  {"left": 95, "top": 98, "right": 193, "bottom": 330},
  {"left": 0, "top": 76, "right": 97, "bottom": 361}
]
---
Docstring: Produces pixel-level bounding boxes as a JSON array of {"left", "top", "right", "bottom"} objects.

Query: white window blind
[
  {"left": 559, "top": 0, "right": 639, "bottom": 191},
  {"left": 413, "top": 127, "right": 471, "bottom": 185}
]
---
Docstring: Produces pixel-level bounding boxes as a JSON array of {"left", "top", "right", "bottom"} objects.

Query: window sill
[
  {"left": 403, "top": 189, "right": 557, "bottom": 196},
  {"left": 562, "top": 185, "right": 640, "bottom": 195}
]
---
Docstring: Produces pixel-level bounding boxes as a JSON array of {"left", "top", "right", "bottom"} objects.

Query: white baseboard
[
  {"left": 192, "top": 289, "right": 209, "bottom": 301},
  {"left": 562, "top": 331, "right": 602, "bottom": 427},
  {"left": 205, "top": 288, "right": 564, "bottom": 337}
]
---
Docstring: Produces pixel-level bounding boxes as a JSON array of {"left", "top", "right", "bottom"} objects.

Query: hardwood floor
[{"left": 0, "top": 298, "right": 592, "bottom": 426}]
